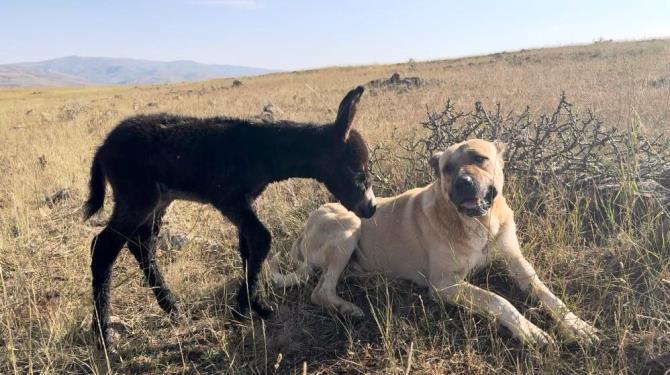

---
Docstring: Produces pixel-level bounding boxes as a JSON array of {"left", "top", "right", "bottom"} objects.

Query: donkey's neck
[{"left": 257, "top": 122, "right": 334, "bottom": 182}]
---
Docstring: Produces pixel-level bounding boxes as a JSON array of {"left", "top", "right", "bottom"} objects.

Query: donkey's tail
[
  {"left": 83, "top": 151, "right": 106, "bottom": 220},
  {"left": 268, "top": 232, "right": 312, "bottom": 288}
]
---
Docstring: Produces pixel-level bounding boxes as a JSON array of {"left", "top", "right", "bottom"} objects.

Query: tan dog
[{"left": 270, "top": 139, "right": 599, "bottom": 346}]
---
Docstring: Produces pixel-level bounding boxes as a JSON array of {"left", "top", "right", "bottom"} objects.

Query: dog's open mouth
[
  {"left": 458, "top": 198, "right": 490, "bottom": 217},
  {"left": 456, "top": 187, "right": 497, "bottom": 217}
]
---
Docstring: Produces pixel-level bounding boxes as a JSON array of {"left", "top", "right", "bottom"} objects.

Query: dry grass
[{"left": 1, "top": 39, "right": 669, "bottom": 374}]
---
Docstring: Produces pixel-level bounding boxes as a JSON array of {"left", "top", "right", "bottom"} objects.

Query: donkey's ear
[
  {"left": 429, "top": 151, "right": 443, "bottom": 176},
  {"left": 333, "top": 86, "right": 365, "bottom": 141}
]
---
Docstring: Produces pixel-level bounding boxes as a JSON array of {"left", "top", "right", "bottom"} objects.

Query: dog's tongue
[{"left": 461, "top": 199, "right": 480, "bottom": 209}]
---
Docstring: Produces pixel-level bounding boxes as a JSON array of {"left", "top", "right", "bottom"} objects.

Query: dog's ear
[
  {"left": 493, "top": 140, "right": 507, "bottom": 157},
  {"left": 333, "top": 86, "right": 365, "bottom": 141},
  {"left": 429, "top": 151, "right": 443, "bottom": 176}
]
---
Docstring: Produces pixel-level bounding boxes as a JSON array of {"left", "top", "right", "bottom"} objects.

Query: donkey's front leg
[
  {"left": 496, "top": 223, "right": 599, "bottom": 345},
  {"left": 218, "top": 201, "right": 274, "bottom": 319}
]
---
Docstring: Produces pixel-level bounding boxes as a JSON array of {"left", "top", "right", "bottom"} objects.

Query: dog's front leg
[
  {"left": 430, "top": 278, "right": 554, "bottom": 346},
  {"left": 496, "top": 222, "right": 599, "bottom": 345}
]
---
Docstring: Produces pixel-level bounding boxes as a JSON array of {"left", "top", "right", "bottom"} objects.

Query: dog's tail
[
  {"left": 268, "top": 231, "right": 312, "bottom": 288},
  {"left": 83, "top": 151, "right": 106, "bottom": 220}
]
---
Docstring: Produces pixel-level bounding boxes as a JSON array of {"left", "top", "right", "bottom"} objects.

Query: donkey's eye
[
  {"left": 356, "top": 172, "right": 366, "bottom": 184},
  {"left": 355, "top": 171, "right": 370, "bottom": 190}
]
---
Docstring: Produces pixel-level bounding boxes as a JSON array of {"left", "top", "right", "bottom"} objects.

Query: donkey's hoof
[
  {"left": 231, "top": 308, "right": 248, "bottom": 321},
  {"left": 90, "top": 315, "right": 131, "bottom": 360},
  {"left": 168, "top": 309, "right": 184, "bottom": 323},
  {"left": 231, "top": 306, "right": 273, "bottom": 320},
  {"left": 93, "top": 329, "right": 119, "bottom": 357},
  {"left": 93, "top": 338, "right": 122, "bottom": 369},
  {"left": 252, "top": 300, "right": 275, "bottom": 320},
  {"left": 164, "top": 302, "right": 183, "bottom": 322}
]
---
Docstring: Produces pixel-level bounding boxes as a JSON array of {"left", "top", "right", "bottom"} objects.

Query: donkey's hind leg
[
  {"left": 126, "top": 201, "right": 179, "bottom": 317},
  {"left": 310, "top": 229, "right": 363, "bottom": 317},
  {"left": 91, "top": 202, "right": 156, "bottom": 352}
]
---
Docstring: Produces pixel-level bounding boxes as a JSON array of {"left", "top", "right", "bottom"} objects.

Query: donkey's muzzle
[
  {"left": 355, "top": 199, "right": 376, "bottom": 218},
  {"left": 354, "top": 187, "right": 377, "bottom": 218}
]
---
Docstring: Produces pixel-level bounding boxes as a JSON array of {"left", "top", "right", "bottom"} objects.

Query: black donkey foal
[{"left": 84, "top": 86, "right": 376, "bottom": 352}]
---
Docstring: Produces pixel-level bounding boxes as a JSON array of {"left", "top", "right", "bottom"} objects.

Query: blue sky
[{"left": 1, "top": 0, "right": 669, "bottom": 70}]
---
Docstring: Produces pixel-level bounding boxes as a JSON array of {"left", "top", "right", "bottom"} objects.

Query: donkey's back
[
  {"left": 99, "top": 113, "right": 240, "bottom": 161},
  {"left": 89, "top": 113, "right": 290, "bottom": 212}
]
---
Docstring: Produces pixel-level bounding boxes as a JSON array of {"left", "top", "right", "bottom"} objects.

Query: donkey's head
[{"left": 318, "top": 86, "right": 376, "bottom": 218}]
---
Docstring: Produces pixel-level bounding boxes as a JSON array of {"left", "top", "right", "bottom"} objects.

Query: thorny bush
[{"left": 370, "top": 95, "right": 670, "bottom": 244}]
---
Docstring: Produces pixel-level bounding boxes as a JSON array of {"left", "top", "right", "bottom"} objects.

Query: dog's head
[{"left": 430, "top": 139, "right": 506, "bottom": 217}]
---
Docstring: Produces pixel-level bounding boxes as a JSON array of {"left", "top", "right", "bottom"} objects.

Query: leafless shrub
[
  {"left": 59, "top": 102, "right": 87, "bottom": 121},
  {"left": 440, "top": 95, "right": 666, "bottom": 184},
  {"left": 371, "top": 95, "right": 670, "bottom": 243},
  {"left": 408, "top": 58, "right": 417, "bottom": 71}
]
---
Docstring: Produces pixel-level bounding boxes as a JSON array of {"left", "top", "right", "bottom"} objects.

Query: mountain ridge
[{"left": 0, "top": 56, "right": 277, "bottom": 87}]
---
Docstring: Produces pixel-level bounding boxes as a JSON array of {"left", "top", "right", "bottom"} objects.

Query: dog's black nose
[
  {"left": 454, "top": 175, "right": 475, "bottom": 190},
  {"left": 454, "top": 174, "right": 479, "bottom": 198}
]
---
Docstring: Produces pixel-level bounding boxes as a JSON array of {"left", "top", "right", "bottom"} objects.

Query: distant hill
[{"left": 0, "top": 56, "right": 277, "bottom": 87}]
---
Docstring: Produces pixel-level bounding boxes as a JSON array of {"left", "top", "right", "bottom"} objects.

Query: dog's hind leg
[
  {"left": 269, "top": 231, "right": 313, "bottom": 288},
  {"left": 310, "top": 229, "right": 363, "bottom": 317},
  {"left": 127, "top": 201, "right": 179, "bottom": 317}
]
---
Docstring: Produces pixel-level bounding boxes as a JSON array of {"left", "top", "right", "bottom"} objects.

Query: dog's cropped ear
[
  {"left": 333, "top": 86, "right": 365, "bottom": 141},
  {"left": 493, "top": 140, "right": 507, "bottom": 157},
  {"left": 429, "top": 151, "right": 443, "bottom": 176}
]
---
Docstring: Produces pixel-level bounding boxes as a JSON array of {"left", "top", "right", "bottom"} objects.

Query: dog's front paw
[
  {"left": 515, "top": 321, "right": 555, "bottom": 348},
  {"left": 559, "top": 313, "right": 600, "bottom": 346}
]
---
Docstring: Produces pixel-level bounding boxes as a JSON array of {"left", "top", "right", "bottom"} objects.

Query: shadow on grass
[{"left": 55, "top": 261, "right": 664, "bottom": 374}]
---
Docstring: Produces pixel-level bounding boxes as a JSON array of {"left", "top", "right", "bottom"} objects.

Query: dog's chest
[
  {"left": 461, "top": 239, "right": 489, "bottom": 271},
  {"left": 455, "top": 218, "right": 501, "bottom": 271}
]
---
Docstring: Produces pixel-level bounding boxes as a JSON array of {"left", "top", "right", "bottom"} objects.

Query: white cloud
[{"left": 190, "top": 0, "right": 261, "bottom": 8}]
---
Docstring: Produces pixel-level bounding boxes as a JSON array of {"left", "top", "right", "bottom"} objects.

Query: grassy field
[{"left": 1, "top": 39, "right": 669, "bottom": 374}]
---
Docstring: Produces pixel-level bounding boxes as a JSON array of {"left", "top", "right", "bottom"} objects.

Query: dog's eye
[
  {"left": 443, "top": 163, "right": 455, "bottom": 174},
  {"left": 472, "top": 155, "right": 487, "bottom": 164}
]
